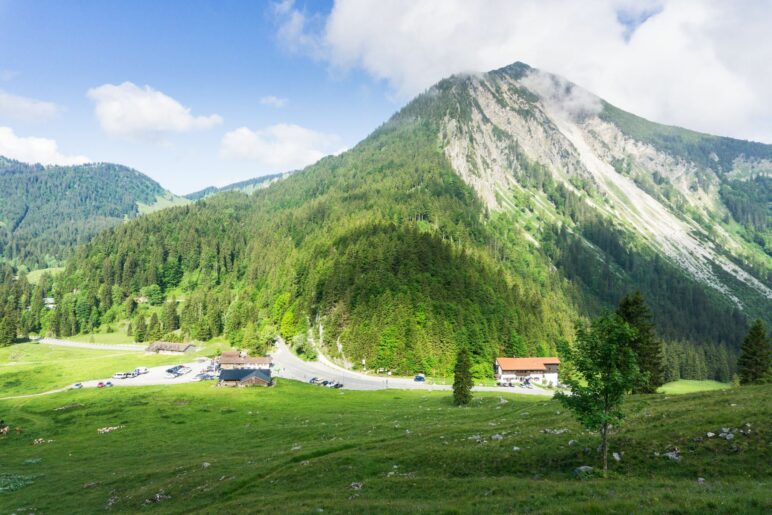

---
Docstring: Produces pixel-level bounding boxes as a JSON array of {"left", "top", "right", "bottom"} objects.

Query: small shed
[
  {"left": 145, "top": 342, "right": 197, "bottom": 354},
  {"left": 218, "top": 368, "right": 272, "bottom": 387}
]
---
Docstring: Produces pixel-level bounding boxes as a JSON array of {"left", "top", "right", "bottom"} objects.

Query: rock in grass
[
  {"left": 573, "top": 466, "right": 594, "bottom": 479},
  {"left": 491, "top": 434, "right": 503, "bottom": 441},
  {"left": 512, "top": 446, "right": 521, "bottom": 452},
  {"left": 350, "top": 482, "right": 363, "bottom": 490},
  {"left": 568, "top": 439, "right": 578, "bottom": 446},
  {"left": 202, "top": 462, "right": 210, "bottom": 469},
  {"left": 612, "top": 452, "right": 621, "bottom": 462},
  {"left": 663, "top": 448, "right": 681, "bottom": 462}
]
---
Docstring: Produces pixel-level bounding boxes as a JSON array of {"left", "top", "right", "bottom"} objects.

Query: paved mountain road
[{"left": 271, "top": 338, "right": 553, "bottom": 396}]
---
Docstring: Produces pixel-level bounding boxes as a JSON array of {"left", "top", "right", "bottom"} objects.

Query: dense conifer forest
[{"left": 0, "top": 157, "right": 181, "bottom": 268}]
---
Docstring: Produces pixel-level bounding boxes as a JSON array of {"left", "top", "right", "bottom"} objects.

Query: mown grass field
[
  {"left": 658, "top": 380, "right": 732, "bottom": 395},
  {"left": 1, "top": 376, "right": 769, "bottom": 513}
]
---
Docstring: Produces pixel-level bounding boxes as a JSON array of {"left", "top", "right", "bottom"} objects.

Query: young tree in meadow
[
  {"left": 737, "top": 319, "right": 771, "bottom": 384},
  {"left": 555, "top": 314, "right": 641, "bottom": 477},
  {"left": 617, "top": 291, "right": 663, "bottom": 393},
  {"left": 453, "top": 346, "right": 473, "bottom": 406}
]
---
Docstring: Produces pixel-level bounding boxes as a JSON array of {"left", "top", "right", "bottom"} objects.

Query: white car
[
  {"left": 134, "top": 367, "right": 149, "bottom": 375},
  {"left": 113, "top": 372, "right": 128, "bottom": 379}
]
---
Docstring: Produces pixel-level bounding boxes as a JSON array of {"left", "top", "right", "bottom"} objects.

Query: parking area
[{"left": 75, "top": 359, "right": 217, "bottom": 389}]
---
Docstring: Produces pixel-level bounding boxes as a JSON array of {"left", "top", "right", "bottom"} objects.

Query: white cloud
[
  {"left": 277, "top": 0, "right": 772, "bottom": 143},
  {"left": 0, "top": 126, "right": 89, "bottom": 165},
  {"left": 260, "top": 95, "right": 288, "bottom": 108},
  {"left": 220, "top": 123, "right": 339, "bottom": 170},
  {"left": 0, "top": 90, "right": 60, "bottom": 120},
  {"left": 87, "top": 82, "right": 223, "bottom": 140}
]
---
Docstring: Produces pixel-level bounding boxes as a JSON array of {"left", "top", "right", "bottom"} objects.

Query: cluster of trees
[{"left": 0, "top": 157, "right": 168, "bottom": 268}]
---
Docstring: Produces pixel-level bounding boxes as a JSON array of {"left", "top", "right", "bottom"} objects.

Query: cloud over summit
[{"left": 277, "top": 0, "right": 772, "bottom": 143}]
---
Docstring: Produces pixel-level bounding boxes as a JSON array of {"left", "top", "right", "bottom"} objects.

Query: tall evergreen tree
[
  {"left": 453, "top": 346, "right": 473, "bottom": 406},
  {"left": 148, "top": 313, "right": 162, "bottom": 341},
  {"left": 134, "top": 316, "right": 147, "bottom": 343},
  {"left": 506, "top": 333, "right": 528, "bottom": 357},
  {"left": 617, "top": 291, "right": 663, "bottom": 393},
  {"left": 737, "top": 320, "right": 771, "bottom": 384},
  {"left": 162, "top": 300, "right": 180, "bottom": 332},
  {"left": 0, "top": 314, "right": 16, "bottom": 346}
]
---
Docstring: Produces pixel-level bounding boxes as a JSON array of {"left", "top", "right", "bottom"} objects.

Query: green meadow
[{"left": 0, "top": 367, "right": 769, "bottom": 513}]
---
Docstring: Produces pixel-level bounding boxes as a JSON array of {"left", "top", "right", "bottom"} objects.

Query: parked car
[
  {"left": 134, "top": 367, "right": 149, "bottom": 375},
  {"left": 309, "top": 377, "right": 319, "bottom": 384},
  {"left": 414, "top": 373, "right": 426, "bottom": 382},
  {"left": 113, "top": 372, "right": 128, "bottom": 379},
  {"left": 97, "top": 382, "right": 105, "bottom": 388},
  {"left": 72, "top": 383, "right": 83, "bottom": 389},
  {"left": 104, "top": 381, "right": 114, "bottom": 388},
  {"left": 333, "top": 382, "right": 344, "bottom": 389},
  {"left": 178, "top": 366, "right": 192, "bottom": 375}
]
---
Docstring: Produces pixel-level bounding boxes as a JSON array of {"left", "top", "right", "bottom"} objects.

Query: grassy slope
[
  {"left": 0, "top": 380, "right": 769, "bottom": 513},
  {"left": 659, "top": 380, "right": 731, "bottom": 395},
  {"left": 26, "top": 267, "right": 64, "bottom": 285}
]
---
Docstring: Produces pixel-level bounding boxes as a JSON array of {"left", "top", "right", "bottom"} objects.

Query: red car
[{"left": 97, "top": 382, "right": 105, "bottom": 388}]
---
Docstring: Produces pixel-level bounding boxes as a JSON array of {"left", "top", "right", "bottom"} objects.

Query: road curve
[{"left": 272, "top": 339, "right": 553, "bottom": 397}]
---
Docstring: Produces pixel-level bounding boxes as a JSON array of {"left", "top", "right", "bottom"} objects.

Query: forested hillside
[
  {"left": 184, "top": 172, "right": 286, "bottom": 201},
  {"left": 2, "top": 62, "right": 769, "bottom": 382},
  {"left": 0, "top": 157, "right": 188, "bottom": 268}
]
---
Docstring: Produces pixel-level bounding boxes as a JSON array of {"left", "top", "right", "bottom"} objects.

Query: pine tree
[
  {"left": 162, "top": 300, "right": 180, "bottom": 332},
  {"left": 453, "top": 346, "right": 473, "bottom": 406},
  {"left": 617, "top": 291, "right": 663, "bottom": 393},
  {"left": 0, "top": 314, "right": 16, "bottom": 346},
  {"left": 507, "top": 333, "right": 528, "bottom": 357},
  {"left": 737, "top": 320, "right": 771, "bottom": 384},
  {"left": 148, "top": 313, "right": 162, "bottom": 341},
  {"left": 134, "top": 316, "right": 147, "bottom": 343}
]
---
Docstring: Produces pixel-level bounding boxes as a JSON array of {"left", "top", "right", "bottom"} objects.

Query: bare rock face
[{"left": 438, "top": 67, "right": 772, "bottom": 308}]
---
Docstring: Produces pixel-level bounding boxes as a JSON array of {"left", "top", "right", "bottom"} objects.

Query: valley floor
[{"left": 0, "top": 379, "right": 769, "bottom": 513}]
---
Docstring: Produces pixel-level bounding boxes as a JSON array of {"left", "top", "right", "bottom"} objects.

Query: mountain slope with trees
[
  {"left": 4, "top": 62, "right": 770, "bottom": 381},
  {"left": 0, "top": 157, "right": 188, "bottom": 268}
]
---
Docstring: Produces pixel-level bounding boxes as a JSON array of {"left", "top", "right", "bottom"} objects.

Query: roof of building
[
  {"left": 218, "top": 352, "right": 272, "bottom": 366},
  {"left": 495, "top": 357, "right": 561, "bottom": 371},
  {"left": 219, "top": 368, "right": 272, "bottom": 383},
  {"left": 146, "top": 342, "right": 196, "bottom": 353}
]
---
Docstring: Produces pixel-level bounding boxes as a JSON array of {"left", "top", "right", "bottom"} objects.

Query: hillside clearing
[{"left": 658, "top": 379, "right": 732, "bottom": 395}]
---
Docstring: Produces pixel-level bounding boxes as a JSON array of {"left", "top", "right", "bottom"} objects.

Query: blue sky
[
  {"left": 0, "top": 0, "right": 396, "bottom": 193},
  {"left": 1, "top": 1, "right": 770, "bottom": 194}
]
